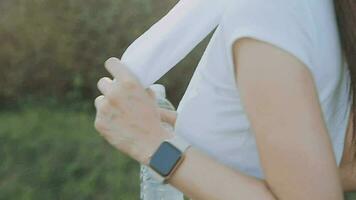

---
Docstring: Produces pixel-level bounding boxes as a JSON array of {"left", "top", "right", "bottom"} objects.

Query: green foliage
[
  {"left": 348, "top": 193, "right": 356, "bottom": 200},
  {"left": 0, "top": 106, "right": 140, "bottom": 199},
  {"left": 0, "top": 1, "right": 205, "bottom": 198},
  {"left": 0, "top": 0, "right": 203, "bottom": 107}
]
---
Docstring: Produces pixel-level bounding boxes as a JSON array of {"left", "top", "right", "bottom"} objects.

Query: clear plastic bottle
[{"left": 140, "top": 84, "right": 184, "bottom": 200}]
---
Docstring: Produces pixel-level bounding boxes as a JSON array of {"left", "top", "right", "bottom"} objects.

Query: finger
[
  {"left": 94, "top": 95, "right": 106, "bottom": 110},
  {"left": 94, "top": 95, "right": 112, "bottom": 114},
  {"left": 158, "top": 107, "right": 177, "bottom": 126},
  {"left": 145, "top": 88, "right": 156, "bottom": 100},
  {"left": 97, "top": 77, "right": 114, "bottom": 96},
  {"left": 104, "top": 57, "right": 139, "bottom": 84}
]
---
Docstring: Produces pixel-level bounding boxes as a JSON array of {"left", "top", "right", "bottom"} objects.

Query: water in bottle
[{"left": 140, "top": 84, "right": 184, "bottom": 200}]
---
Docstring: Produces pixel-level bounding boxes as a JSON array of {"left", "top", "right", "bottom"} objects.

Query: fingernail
[{"left": 105, "top": 57, "right": 120, "bottom": 67}]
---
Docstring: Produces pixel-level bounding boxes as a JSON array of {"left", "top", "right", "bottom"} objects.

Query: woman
[{"left": 94, "top": 0, "right": 356, "bottom": 199}]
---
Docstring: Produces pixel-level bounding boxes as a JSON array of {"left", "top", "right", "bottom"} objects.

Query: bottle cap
[{"left": 149, "top": 84, "right": 166, "bottom": 99}]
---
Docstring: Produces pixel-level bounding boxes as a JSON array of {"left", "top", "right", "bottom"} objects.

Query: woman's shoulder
[{"left": 220, "top": 0, "right": 317, "bottom": 77}]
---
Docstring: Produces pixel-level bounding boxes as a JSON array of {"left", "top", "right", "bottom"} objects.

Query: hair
[{"left": 334, "top": 0, "right": 356, "bottom": 159}]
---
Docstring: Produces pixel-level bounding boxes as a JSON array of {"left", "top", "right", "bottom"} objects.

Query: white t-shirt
[{"left": 122, "top": 0, "right": 352, "bottom": 179}]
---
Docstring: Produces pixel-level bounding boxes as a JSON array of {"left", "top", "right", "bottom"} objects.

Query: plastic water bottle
[{"left": 140, "top": 84, "right": 184, "bottom": 200}]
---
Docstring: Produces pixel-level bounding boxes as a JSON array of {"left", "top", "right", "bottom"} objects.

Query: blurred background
[{"left": 0, "top": 0, "right": 354, "bottom": 199}]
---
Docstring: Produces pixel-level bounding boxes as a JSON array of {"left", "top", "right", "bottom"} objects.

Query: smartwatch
[{"left": 148, "top": 134, "right": 191, "bottom": 184}]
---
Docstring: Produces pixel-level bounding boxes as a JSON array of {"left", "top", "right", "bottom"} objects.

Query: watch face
[{"left": 149, "top": 141, "right": 182, "bottom": 177}]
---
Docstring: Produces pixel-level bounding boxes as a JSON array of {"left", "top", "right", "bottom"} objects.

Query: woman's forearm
[
  {"left": 166, "top": 140, "right": 277, "bottom": 200},
  {"left": 158, "top": 108, "right": 277, "bottom": 199},
  {"left": 158, "top": 110, "right": 353, "bottom": 198},
  {"left": 158, "top": 109, "right": 277, "bottom": 199}
]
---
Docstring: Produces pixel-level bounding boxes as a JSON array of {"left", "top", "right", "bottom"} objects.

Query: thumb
[{"left": 158, "top": 107, "right": 177, "bottom": 126}]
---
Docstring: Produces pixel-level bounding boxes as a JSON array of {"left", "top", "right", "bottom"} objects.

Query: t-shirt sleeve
[{"left": 221, "top": 0, "right": 316, "bottom": 78}]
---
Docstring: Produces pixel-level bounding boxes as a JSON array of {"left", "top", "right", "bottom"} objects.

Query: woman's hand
[
  {"left": 142, "top": 87, "right": 177, "bottom": 127},
  {"left": 94, "top": 57, "right": 173, "bottom": 165}
]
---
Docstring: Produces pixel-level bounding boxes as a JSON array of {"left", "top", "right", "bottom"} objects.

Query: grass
[
  {"left": 0, "top": 105, "right": 139, "bottom": 200},
  {"left": 0, "top": 104, "right": 355, "bottom": 199}
]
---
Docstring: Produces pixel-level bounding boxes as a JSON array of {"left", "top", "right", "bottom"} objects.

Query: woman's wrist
[
  {"left": 164, "top": 144, "right": 194, "bottom": 185},
  {"left": 140, "top": 127, "right": 175, "bottom": 166}
]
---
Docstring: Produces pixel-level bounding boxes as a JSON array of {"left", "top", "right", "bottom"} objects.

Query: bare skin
[
  {"left": 158, "top": 100, "right": 356, "bottom": 192},
  {"left": 157, "top": 48, "right": 356, "bottom": 193},
  {"left": 339, "top": 111, "right": 356, "bottom": 191},
  {"left": 94, "top": 38, "right": 353, "bottom": 199}
]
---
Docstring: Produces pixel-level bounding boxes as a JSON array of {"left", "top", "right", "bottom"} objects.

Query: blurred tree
[{"left": 0, "top": 0, "right": 205, "bottom": 108}]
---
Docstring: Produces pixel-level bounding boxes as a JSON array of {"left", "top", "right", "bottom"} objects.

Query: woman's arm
[
  {"left": 339, "top": 113, "right": 356, "bottom": 192},
  {"left": 161, "top": 134, "right": 277, "bottom": 200},
  {"left": 158, "top": 97, "right": 356, "bottom": 193},
  {"left": 94, "top": 35, "right": 344, "bottom": 199},
  {"left": 157, "top": 38, "right": 344, "bottom": 199},
  {"left": 229, "top": 38, "right": 343, "bottom": 199}
]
